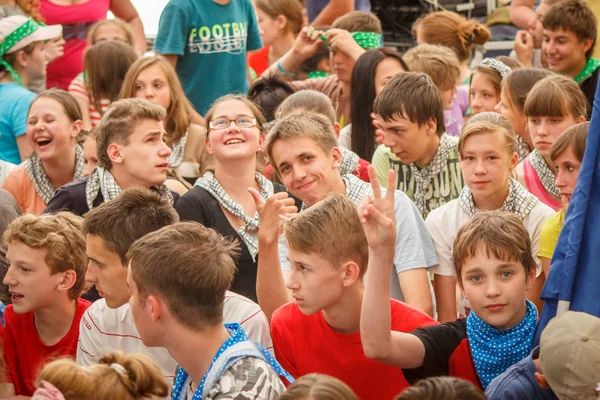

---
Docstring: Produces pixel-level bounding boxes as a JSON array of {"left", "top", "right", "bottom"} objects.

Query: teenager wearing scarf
[
  {"left": 2, "top": 89, "right": 84, "bottom": 215},
  {"left": 0, "top": 16, "right": 62, "bottom": 165},
  {"left": 516, "top": 75, "right": 587, "bottom": 211},
  {"left": 542, "top": 0, "right": 598, "bottom": 119},
  {"left": 371, "top": 72, "right": 465, "bottom": 219},
  {"left": 361, "top": 206, "right": 540, "bottom": 392},
  {"left": 426, "top": 113, "right": 554, "bottom": 323},
  {"left": 44, "top": 98, "right": 179, "bottom": 216},
  {"left": 175, "top": 95, "right": 296, "bottom": 303}
]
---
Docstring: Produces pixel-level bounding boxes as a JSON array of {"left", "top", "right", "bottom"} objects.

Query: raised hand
[
  {"left": 371, "top": 112, "right": 385, "bottom": 145},
  {"left": 325, "top": 28, "right": 365, "bottom": 61},
  {"left": 357, "top": 165, "right": 396, "bottom": 252},
  {"left": 513, "top": 30, "right": 534, "bottom": 67},
  {"left": 249, "top": 188, "right": 298, "bottom": 244},
  {"left": 291, "top": 26, "right": 325, "bottom": 62}
]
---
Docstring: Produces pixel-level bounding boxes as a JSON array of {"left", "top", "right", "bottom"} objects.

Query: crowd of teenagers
[{"left": 0, "top": 0, "right": 600, "bottom": 398}]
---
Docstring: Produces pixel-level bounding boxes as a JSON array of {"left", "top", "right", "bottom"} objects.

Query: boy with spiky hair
[{"left": 2, "top": 212, "right": 89, "bottom": 395}]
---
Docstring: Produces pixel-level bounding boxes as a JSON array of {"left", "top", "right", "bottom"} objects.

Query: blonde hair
[
  {"left": 453, "top": 211, "right": 535, "bottom": 284},
  {"left": 37, "top": 352, "right": 168, "bottom": 400},
  {"left": 254, "top": 0, "right": 303, "bottom": 34},
  {"left": 96, "top": 98, "right": 167, "bottom": 169},
  {"left": 87, "top": 18, "right": 135, "bottom": 47},
  {"left": 459, "top": 113, "right": 518, "bottom": 157},
  {"left": 524, "top": 75, "right": 588, "bottom": 119},
  {"left": 275, "top": 90, "right": 336, "bottom": 123},
  {"left": 403, "top": 44, "right": 461, "bottom": 91},
  {"left": 279, "top": 373, "right": 359, "bottom": 400},
  {"left": 120, "top": 55, "right": 193, "bottom": 143},
  {"left": 4, "top": 212, "right": 86, "bottom": 299},
  {"left": 283, "top": 194, "right": 369, "bottom": 277},
  {"left": 266, "top": 112, "right": 338, "bottom": 173},
  {"left": 331, "top": 11, "right": 382, "bottom": 33},
  {"left": 415, "top": 11, "right": 490, "bottom": 63}
]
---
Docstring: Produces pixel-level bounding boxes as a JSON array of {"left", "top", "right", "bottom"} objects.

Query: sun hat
[{"left": 0, "top": 15, "right": 62, "bottom": 85}]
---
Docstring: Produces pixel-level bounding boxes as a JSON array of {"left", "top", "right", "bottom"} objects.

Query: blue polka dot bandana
[{"left": 466, "top": 299, "right": 538, "bottom": 389}]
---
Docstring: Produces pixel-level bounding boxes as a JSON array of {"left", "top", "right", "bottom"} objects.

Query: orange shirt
[{"left": 1, "top": 165, "right": 47, "bottom": 215}]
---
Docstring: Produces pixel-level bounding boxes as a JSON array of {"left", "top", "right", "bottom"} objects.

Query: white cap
[{"left": 0, "top": 15, "right": 62, "bottom": 55}]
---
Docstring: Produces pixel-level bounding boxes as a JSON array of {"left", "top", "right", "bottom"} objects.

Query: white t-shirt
[
  {"left": 76, "top": 291, "right": 273, "bottom": 382},
  {"left": 426, "top": 198, "right": 555, "bottom": 278},
  {"left": 338, "top": 123, "right": 352, "bottom": 150}
]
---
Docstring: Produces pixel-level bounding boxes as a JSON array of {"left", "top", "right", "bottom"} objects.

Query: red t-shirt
[
  {"left": 249, "top": 46, "right": 270, "bottom": 76},
  {"left": 2, "top": 298, "right": 91, "bottom": 395},
  {"left": 271, "top": 300, "right": 438, "bottom": 400}
]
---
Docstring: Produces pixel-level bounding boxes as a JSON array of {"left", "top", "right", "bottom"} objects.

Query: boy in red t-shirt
[
  {"left": 360, "top": 189, "right": 539, "bottom": 391},
  {"left": 2, "top": 212, "right": 90, "bottom": 396},
  {"left": 251, "top": 168, "right": 437, "bottom": 400}
]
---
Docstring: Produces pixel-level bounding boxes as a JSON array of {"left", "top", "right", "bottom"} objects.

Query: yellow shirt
[{"left": 538, "top": 210, "right": 565, "bottom": 259}]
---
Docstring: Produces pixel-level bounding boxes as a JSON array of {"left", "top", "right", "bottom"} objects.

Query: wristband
[{"left": 277, "top": 59, "right": 291, "bottom": 75}]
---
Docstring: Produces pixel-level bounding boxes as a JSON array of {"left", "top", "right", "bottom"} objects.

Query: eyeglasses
[{"left": 209, "top": 116, "right": 257, "bottom": 130}]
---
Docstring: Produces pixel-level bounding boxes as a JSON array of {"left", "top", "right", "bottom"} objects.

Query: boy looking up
[
  {"left": 361, "top": 207, "right": 539, "bottom": 390},
  {"left": 127, "top": 222, "right": 287, "bottom": 399},
  {"left": 262, "top": 113, "right": 438, "bottom": 314},
  {"left": 542, "top": 0, "right": 598, "bottom": 117},
  {"left": 78, "top": 189, "right": 272, "bottom": 384},
  {"left": 371, "top": 72, "right": 464, "bottom": 218},
  {"left": 44, "top": 99, "right": 178, "bottom": 216},
  {"left": 2, "top": 212, "right": 90, "bottom": 396},
  {"left": 253, "top": 183, "right": 437, "bottom": 400}
]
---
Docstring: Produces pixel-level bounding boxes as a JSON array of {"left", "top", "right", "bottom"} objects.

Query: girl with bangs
[
  {"left": 516, "top": 75, "right": 587, "bottom": 210},
  {"left": 174, "top": 94, "right": 298, "bottom": 302},
  {"left": 120, "top": 55, "right": 210, "bottom": 189},
  {"left": 426, "top": 112, "right": 554, "bottom": 322}
]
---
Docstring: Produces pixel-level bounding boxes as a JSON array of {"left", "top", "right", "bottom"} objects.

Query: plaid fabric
[
  {"left": 168, "top": 134, "right": 187, "bottom": 169},
  {"left": 85, "top": 167, "right": 174, "bottom": 211},
  {"left": 410, "top": 134, "right": 455, "bottom": 216},
  {"left": 528, "top": 150, "right": 560, "bottom": 198},
  {"left": 195, "top": 172, "right": 274, "bottom": 261},
  {"left": 459, "top": 178, "right": 538, "bottom": 218},
  {"left": 339, "top": 147, "right": 359, "bottom": 177},
  {"left": 301, "top": 173, "right": 369, "bottom": 211},
  {"left": 24, "top": 145, "right": 85, "bottom": 204},
  {"left": 516, "top": 135, "right": 531, "bottom": 163}
]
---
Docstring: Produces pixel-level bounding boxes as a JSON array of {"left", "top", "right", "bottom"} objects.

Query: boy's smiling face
[
  {"left": 459, "top": 247, "right": 536, "bottom": 330},
  {"left": 542, "top": 27, "right": 593, "bottom": 78}
]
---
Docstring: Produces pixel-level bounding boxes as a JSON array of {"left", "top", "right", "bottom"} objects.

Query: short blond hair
[
  {"left": 266, "top": 112, "right": 338, "bottom": 173},
  {"left": 459, "top": 113, "right": 518, "bottom": 157},
  {"left": 283, "top": 194, "right": 368, "bottom": 277},
  {"left": 4, "top": 212, "right": 86, "bottom": 299},
  {"left": 453, "top": 211, "right": 535, "bottom": 284},
  {"left": 126, "top": 222, "right": 238, "bottom": 330},
  {"left": 403, "top": 44, "right": 461, "bottom": 91},
  {"left": 37, "top": 352, "right": 168, "bottom": 400},
  {"left": 96, "top": 98, "right": 166, "bottom": 169}
]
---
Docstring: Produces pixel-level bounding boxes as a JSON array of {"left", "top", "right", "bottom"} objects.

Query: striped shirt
[{"left": 68, "top": 73, "right": 110, "bottom": 127}]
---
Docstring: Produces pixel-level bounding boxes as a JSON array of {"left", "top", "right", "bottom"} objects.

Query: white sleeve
[
  {"left": 426, "top": 208, "right": 456, "bottom": 277},
  {"left": 76, "top": 308, "right": 102, "bottom": 366},
  {"left": 240, "top": 307, "right": 274, "bottom": 354},
  {"left": 338, "top": 124, "right": 352, "bottom": 149},
  {"left": 278, "top": 236, "right": 291, "bottom": 272}
]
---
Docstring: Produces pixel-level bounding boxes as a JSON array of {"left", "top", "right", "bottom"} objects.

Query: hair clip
[
  {"left": 110, "top": 363, "right": 127, "bottom": 376},
  {"left": 479, "top": 58, "right": 512, "bottom": 79}
]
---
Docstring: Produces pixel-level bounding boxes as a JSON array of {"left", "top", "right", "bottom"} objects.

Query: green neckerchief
[
  {"left": 574, "top": 58, "right": 600, "bottom": 84},
  {"left": 307, "top": 70, "right": 329, "bottom": 79},
  {"left": 0, "top": 18, "right": 42, "bottom": 86},
  {"left": 319, "top": 31, "right": 381, "bottom": 50}
]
